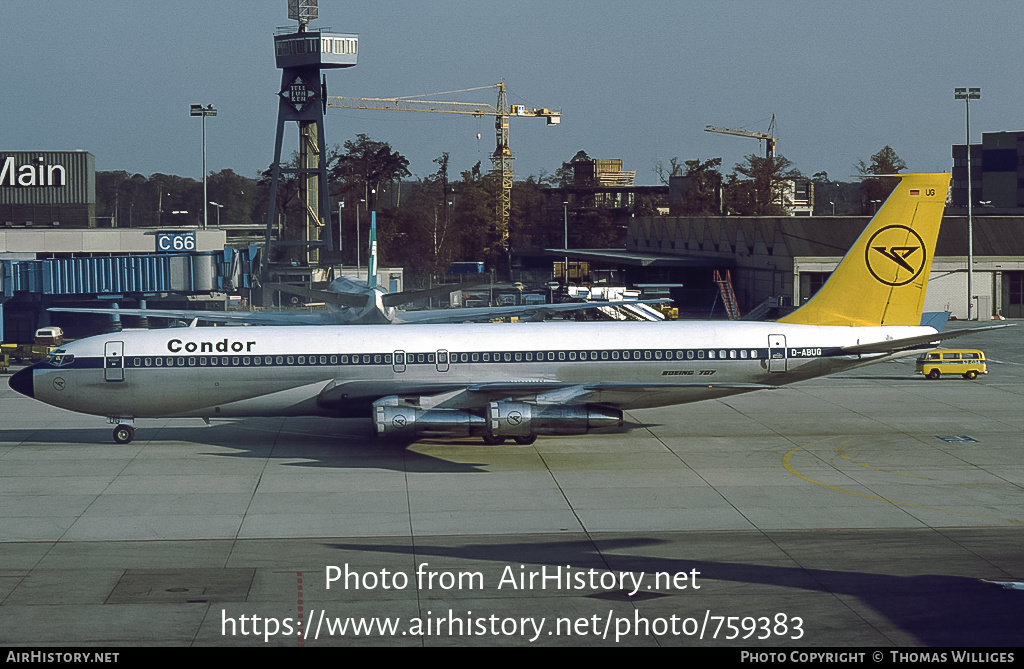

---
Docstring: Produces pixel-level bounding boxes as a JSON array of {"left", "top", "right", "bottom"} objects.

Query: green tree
[
  {"left": 856, "top": 145, "right": 906, "bottom": 214},
  {"left": 329, "top": 133, "right": 411, "bottom": 209},
  {"left": 677, "top": 158, "right": 723, "bottom": 215},
  {"left": 726, "top": 154, "right": 801, "bottom": 215},
  {"left": 206, "top": 169, "right": 258, "bottom": 226}
]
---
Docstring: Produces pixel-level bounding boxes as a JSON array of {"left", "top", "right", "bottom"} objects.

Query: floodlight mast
[{"left": 955, "top": 87, "right": 980, "bottom": 320}]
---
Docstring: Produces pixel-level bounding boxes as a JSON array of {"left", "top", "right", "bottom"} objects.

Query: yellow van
[{"left": 915, "top": 349, "right": 987, "bottom": 380}]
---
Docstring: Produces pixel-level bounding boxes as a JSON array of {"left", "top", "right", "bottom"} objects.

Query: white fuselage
[{"left": 26, "top": 321, "right": 933, "bottom": 421}]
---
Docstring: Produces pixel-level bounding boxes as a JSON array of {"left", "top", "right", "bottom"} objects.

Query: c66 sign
[{"left": 156, "top": 231, "right": 197, "bottom": 253}]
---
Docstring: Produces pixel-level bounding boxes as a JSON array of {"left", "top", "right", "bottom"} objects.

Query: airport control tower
[{"left": 264, "top": 0, "right": 356, "bottom": 273}]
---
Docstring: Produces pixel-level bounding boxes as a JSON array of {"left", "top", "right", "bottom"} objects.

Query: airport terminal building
[
  {"left": 623, "top": 213, "right": 1024, "bottom": 319},
  {"left": 0, "top": 151, "right": 249, "bottom": 342}
]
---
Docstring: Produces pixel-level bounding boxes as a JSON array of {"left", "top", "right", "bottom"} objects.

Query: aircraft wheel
[
  {"left": 113, "top": 424, "right": 135, "bottom": 444},
  {"left": 482, "top": 433, "right": 506, "bottom": 445},
  {"left": 964, "top": 370, "right": 978, "bottom": 380},
  {"left": 513, "top": 435, "right": 537, "bottom": 445},
  {"left": 927, "top": 369, "right": 940, "bottom": 380}
]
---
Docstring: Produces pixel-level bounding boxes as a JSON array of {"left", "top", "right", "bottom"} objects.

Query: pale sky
[{"left": 2, "top": 1, "right": 1020, "bottom": 185}]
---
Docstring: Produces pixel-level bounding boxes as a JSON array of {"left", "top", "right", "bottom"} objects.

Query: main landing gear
[
  {"left": 481, "top": 434, "right": 537, "bottom": 445},
  {"left": 112, "top": 424, "right": 135, "bottom": 444}
]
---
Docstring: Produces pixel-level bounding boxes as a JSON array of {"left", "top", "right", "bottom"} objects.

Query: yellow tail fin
[{"left": 779, "top": 172, "right": 950, "bottom": 327}]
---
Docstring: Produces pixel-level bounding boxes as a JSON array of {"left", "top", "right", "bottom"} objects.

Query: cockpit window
[{"left": 48, "top": 352, "right": 75, "bottom": 367}]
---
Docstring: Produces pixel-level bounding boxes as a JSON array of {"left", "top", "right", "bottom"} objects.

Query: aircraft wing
[
  {"left": 404, "top": 380, "right": 776, "bottom": 412},
  {"left": 393, "top": 299, "right": 671, "bottom": 324},
  {"left": 839, "top": 324, "right": 1011, "bottom": 356},
  {"left": 47, "top": 307, "right": 336, "bottom": 326}
]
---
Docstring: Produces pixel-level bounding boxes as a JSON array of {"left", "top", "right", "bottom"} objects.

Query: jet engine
[
  {"left": 487, "top": 401, "right": 623, "bottom": 438},
  {"left": 371, "top": 396, "right": 623, "bottom": 443},
  {"left": 373, "top": 397, "right": 485, "bottom": 438}
]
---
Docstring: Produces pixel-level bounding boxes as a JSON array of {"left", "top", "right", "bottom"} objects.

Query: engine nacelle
[
  {"left": 488, "top": 401, "right": 623, "bottom": 437},
  {"left": 373, "top": 398, "right": 485, "bottom": 438}
]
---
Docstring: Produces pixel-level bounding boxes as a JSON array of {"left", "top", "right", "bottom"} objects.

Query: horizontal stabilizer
[
  {"left": 397, "top": 299, "right": 670, "bottom": 324},
  {"left": 839, "top": 324, "right": 1011, "bottom": 356}
]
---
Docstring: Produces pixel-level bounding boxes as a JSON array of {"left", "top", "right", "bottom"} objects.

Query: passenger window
[{"left": 709, "top": 351, "right": 716, "bottom": 359}]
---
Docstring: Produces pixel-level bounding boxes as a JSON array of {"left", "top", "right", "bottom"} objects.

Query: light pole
[
  {"left": 563, "top": 200, "right": 569, "bottom": 281},
  {"left": 356, "top": 198, "right": 365, "bottom": 278},
  {"left": 190, "top": 104, "right": 217, "bottom": 230},
  {"left": 338, "top": 201, "right": 344, "bottom": 258},
  {"left": 209, "top": 201, "right": 223, "bottom": 226},
  {"left": 955, "top": 87, "right": 980, "bottom": 320}
]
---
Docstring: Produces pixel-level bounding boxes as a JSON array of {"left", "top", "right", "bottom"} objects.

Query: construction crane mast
[
  {"left": 327, "top": 82, "right": 560, "bottom": 252},
  {"left": 705, "top": 115, "right": 778, "bottom": 158}
]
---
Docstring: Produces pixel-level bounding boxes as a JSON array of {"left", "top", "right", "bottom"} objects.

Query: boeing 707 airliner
[{"left": 9, "top": 173, "right": 1003, "bottom": 445}]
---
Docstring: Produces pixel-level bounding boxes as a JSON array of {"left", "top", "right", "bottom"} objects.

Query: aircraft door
[
  {"left": 436, "top": 349, "right": 449, "bottom": 373},
  {"left": 104, "top": 341, "right": 125, "bottom": 382},
  {"left": 392, "top": 350, "right": 406, "bottom": 374},
  {"left": 768, "top": 335, "right": 787, "bottom": 373}
]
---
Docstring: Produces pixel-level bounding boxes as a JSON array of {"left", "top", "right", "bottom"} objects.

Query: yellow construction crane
[
  {"left": 327, "top": 82, "right": 560, "bottom": 250},
  {"left": 705, "top": 115, "right": 778, "bottom": 158}
]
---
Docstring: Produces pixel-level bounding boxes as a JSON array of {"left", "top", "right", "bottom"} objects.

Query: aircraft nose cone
[{"left": 8, "top": 366, "right": 34, "bottom": 398}]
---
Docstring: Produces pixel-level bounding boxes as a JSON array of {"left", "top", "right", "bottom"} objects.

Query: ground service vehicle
[{"left": 915, "top": 349, "right": 987, "bottom": 380}]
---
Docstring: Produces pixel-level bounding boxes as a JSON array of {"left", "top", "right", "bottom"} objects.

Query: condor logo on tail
[{"left": 865, "top": 225, "right": 926, "bottom": 286}]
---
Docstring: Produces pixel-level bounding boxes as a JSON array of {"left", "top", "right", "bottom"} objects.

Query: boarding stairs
[{"left": 713, "top": 270, "right": 741, "bottom": 320}]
